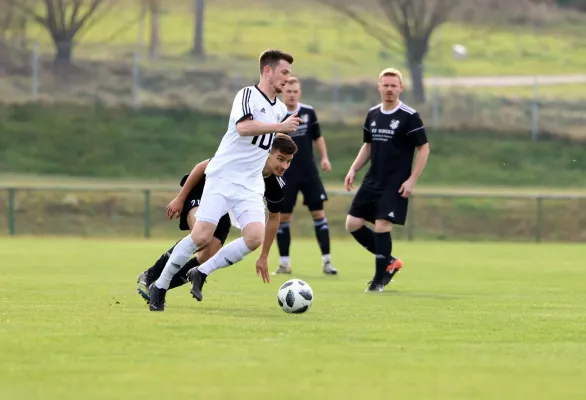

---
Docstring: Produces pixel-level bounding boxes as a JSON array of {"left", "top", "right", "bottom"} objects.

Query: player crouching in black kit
[
  {"left": 274, "top": 77, "right": 337, "bottom": 276},
  {"left": 137, "top": 134, "right": 298, "bottom": 303},
  {"left": 344, "top": 68, "right": 430, "bottom": 292}
]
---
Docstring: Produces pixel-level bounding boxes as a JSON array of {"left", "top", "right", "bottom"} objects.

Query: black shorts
[
  {"left": 348, "top": 183, "right": 409, "bottom": 225},
  {"left": 179, "top": 193, "right": 231, "bottom": 244},
  {"left": 280, "top": 174, "right": 328, "bottom": 214}
]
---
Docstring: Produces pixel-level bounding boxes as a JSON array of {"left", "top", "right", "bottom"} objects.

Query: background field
[{"left": 1, "top": 238, "right": 586, "bottom": 400}]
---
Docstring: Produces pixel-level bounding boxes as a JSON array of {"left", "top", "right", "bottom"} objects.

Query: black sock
[
  {"left": 144, "top": 241, "right": 179, "bottom": 283},
  {"left": 313, "top": 218, "right": 331, "bottom": 257},
  {"left": 350, "top": 226, "right": 376, "bottom": 254},
  {"left": 169, "top": 257, "right": 200, "bottom": 290},
  {"left": 373, "top": 232, "right": 392, "bottom": 283},
  {"left": 276, "top": 222, "right": 291, "bottom": 258}
]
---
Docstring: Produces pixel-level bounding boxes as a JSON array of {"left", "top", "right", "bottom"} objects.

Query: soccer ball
[{"left": 277, "top": 279, "right": 313, "bottom": 314}]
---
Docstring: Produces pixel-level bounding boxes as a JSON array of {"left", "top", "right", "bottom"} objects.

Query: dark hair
[
  {"left": 259, "top": 49, "right": 294, "bottom": 74},
  {"left": 271, "top": 133, "right": 298, "bottom": 155}
]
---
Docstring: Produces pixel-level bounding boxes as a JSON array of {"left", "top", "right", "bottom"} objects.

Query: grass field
[{"left": 1, "top": 237, "right": 585, "bottom": 399}]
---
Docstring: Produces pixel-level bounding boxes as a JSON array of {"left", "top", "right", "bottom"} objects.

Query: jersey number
[{"left": 251, "top": 133, "right": 274, "bottom": 150}]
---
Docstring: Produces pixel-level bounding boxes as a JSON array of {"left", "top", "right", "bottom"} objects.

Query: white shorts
[{"left": 195, "top": 176, "right": 266, "bottom": 230}]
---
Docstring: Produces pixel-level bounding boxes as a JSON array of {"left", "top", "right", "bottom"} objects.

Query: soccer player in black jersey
[
  {"left": 274, "top": 77, "right": 338, "bottom": 276},
  {"left": 137, "top": 134, "right": 297, "bottom": 305},
  {"left": 344, "top": 68, "right": 430, "bottom": 292}
]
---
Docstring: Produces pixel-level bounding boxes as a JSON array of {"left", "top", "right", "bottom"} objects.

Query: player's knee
[
  {"left": 190, "top": 221, "right": 215, "bottom": 247},
  {"left": 280, "top": 213, "right": 292, "bottom": 223},
  {"left": 310, "top": 209, "right": 325, "bottom": 220},
  {"left": 345, "top": 215, "right": 364, "bottom": 232},
  {"left": 242, "top": 222, "right": 264, "bottom": 251},
  {"left": 374, "top": 219, "right": 393, "bottom": 232}
]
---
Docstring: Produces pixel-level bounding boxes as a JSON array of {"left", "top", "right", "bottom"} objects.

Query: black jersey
[
  {"left": 362, "top": 102, "right": 428, "bottom": 191},
  {"left": 179, "top": 173, "right": 285, "bottom": 213},
  {"left": 284, "top": 103, "right": 321, "bottom": 180}
]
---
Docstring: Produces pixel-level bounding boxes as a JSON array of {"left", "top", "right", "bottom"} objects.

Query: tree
[
  {"left": 319, "top": 0, "right": 460, "bottom": 103},
  {"left": 8, "top": 0, "right": 118, "bottom": 67},
  {"left": 148, "top": 0, "right": 161, "bottom": 60},
  {"left": 191, "top": 0, "right": 205, "bottom": 58}
]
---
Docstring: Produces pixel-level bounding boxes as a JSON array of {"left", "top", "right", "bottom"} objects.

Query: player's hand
[
  {"left": 166, "top": 197, "right": 183, "bottom": 219},
  {"left": 320, "top": 158, "right": 332, "bottom": 172},
  {"left": 398, "top": 178, "right": 415, "bottom": 198},
  {"left": 344, "top": 169, "right": 356, "bottom": 192},
  {"left": 279, "top": 112, "right": 302, "bottom": 133},
  {"left": 255, "top": 256, "right": 271, "bottom": 283}
]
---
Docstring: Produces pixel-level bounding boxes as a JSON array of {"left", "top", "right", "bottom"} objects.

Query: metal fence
[{"left": 2, "top": 186, "right": 586, "bottom": 242}]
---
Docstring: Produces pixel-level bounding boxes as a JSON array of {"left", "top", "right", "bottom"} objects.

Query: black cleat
[
  {"left": 148, "top": 283, "right": 167, "bottom": 311},
  {"left": 137, "top": 271, "right": 151, "bottom": 303},
  {"left": 365, "top": 281, "right": 384, "bottom": 292},
  {"left": 187, "top": 268, "right": 207, "bottom": 302}
]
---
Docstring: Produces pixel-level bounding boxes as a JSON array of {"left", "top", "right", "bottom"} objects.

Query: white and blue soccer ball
[{"left": 277, "top": 279, "right": 313, "bottom": 314}]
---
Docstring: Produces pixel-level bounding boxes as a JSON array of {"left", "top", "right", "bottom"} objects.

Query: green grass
[
  {"left": 16, "top": 0, "right": 586, "bottom": 80},
  {"left": 1, "top": 238, "right": 585, "bottom": 399}
]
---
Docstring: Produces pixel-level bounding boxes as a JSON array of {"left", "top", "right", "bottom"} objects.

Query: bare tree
[
  {"left": 191, "top": 0, "right": 205, "bottom": 58},
  {"left": 320, "top": 0, "right": 460, "bottom": 103},
  {"left": 7, "top": 0, "right": 117, "bottom": 67},
  {"left": 148, "top": 0, "right": 161, "bottom": 60}
]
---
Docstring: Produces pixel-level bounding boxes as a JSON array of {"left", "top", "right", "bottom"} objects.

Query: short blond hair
[
  {"left": 379, "top": 68, "right": 403, "bottom": 84},
  {"left": 286, "top": 76, "right": 300, "bottom": 87}
]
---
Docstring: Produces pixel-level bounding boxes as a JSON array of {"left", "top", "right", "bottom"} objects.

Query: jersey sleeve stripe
[
  {"left": 399, "top": 104, "right": 416, "bottom": 114},
  {"left": 406, "top": 126, "right": 425, "bottom": 134},
  {"left": 277, "top": 177, "right": 285, "bottom": 188},
  {"left": 242, "top": 87, "right": 252, "bottom": 116}
]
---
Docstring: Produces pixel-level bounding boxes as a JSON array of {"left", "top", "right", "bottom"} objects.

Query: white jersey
[{"left": 205, "top": 85, "right": 288, "bottom": 194}]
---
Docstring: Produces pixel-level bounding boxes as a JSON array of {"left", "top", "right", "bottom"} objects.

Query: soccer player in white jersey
[{"left": 149, "top": 49, "right": 303, "bottom": 311}]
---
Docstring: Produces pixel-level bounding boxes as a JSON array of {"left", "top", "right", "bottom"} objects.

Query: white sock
[
  {"left": 280, "top": 256, "right": 290, "bottom": 266},
  {"left": 155, "top": 235, "right": 198, "bottom": 289},
  {"left": 198, "top": 237, "right": 251, "bottom": 275},
  {"left": 322, "top": 254, "right": 331, "bottom": 263}
]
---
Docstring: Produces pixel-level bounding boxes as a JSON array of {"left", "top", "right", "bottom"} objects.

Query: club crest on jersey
[
  {"left": 390, "top": 119, "right": 400, "bottom": 129},
  {"left": 301, "top": 114, "right": 309, "bottom": 123}
]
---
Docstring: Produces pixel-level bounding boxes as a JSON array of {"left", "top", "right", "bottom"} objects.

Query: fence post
[
  {"left": 8, "top": 188, "right": 16, "bottom": 236},
  {"left": 407, "top": 195, "right": 415, "bottom": 241},
  {"left": 32, "top": 42, "right": 39, "bottom": 101},
  {"left": 132, "top": 50, "right": 141, "bottom": 108},
  {"left": 535, "top": 196, "right": 543, "bottom": 242},
  {"left": 144, "top": 189, "right": 151, "bottom": 238},
  {"left": 531, "top": 77, "right": 539, "bottom": 142}
]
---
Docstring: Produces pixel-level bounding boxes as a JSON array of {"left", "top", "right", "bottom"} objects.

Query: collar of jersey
[
  {"left": 380, "top": 101, "right": 402, "bottom": 114},
  {"left": 254, "top": 85, "right": 277, "bottom": 106}
]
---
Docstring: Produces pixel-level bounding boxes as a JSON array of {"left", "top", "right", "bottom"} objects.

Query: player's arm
[
  {"left": 231, "top": 89, "right": 300, "bottom": 136},
  {"left": 259, "top": 211, "right": 280, "bottom": 260},
  {"left": 176, "top": 159, "right": 210, "bottom": 202},
  {"left": 344, "top": 116, "right": 372, "bottom": 191},
  {"left": 310, "top": 112, "right": 331, "bottom": 171},
  {"left": 410, "top": 143, "right": 430, "bottom": 183},
  {"left": 166, "top": 159, "right": 210, "bottom": 219},
  {"left": 399, "top": 113, "right": 430, "bottom": 197},
  {"left": 406, "top": 113, "right": 430, "bottom": 184}
]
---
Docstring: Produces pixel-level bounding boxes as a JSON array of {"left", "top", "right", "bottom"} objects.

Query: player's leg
[
  {"left": 369, "top": 188, "right": 408, "bottom": 291},
  {"left": 137, "top": 198, "right": 200, "bottom": 302},
  {"left": 149, "top": 183, "right": 229, "bottom": 311},
  {"left": 188, "top": 193, "right": 266, "bottom": 301},
  {"left": 302, "top": 179, "right": 337, "bottom": 275},
  {"left": 136, "top": 239, "right": 179, "bottom": 302},
  {"left": 171, "top": 213, "right": 232, "bottom": 293},
  {"left": 274, "top": 183, "right": 298, "bottom": 274},
  {"left": 346, "top": 185, "right": 377, "bottom": 253}
]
